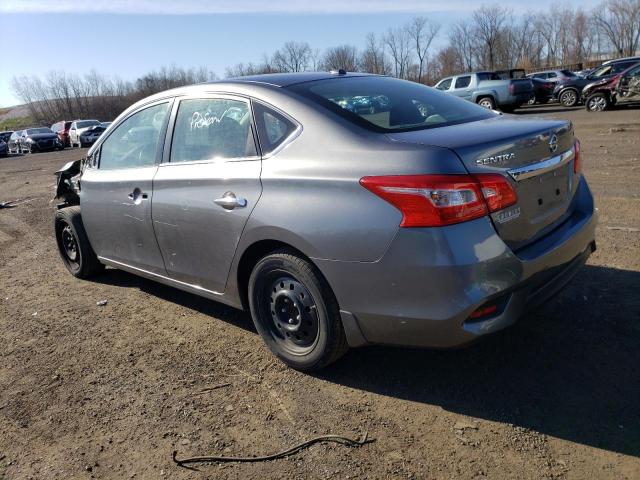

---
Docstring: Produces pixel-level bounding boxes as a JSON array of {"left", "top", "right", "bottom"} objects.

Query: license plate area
[{"left": 519, "top": 162, "right": 571, "bottom": 222}]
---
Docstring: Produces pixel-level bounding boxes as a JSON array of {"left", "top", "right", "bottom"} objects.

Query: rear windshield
[
  {"left": 288, "top": 76, "right": 495, "bottom": 133},
  {"left": 77, "top": 120, "right": 99, "bottom": 128}
]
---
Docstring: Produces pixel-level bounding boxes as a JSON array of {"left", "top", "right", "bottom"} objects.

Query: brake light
[
  {"left": 508, "top": 83, "right": 515, "bottom": 94},
  {"left": 476, "top": 174, "right": 518, "bottom": 212},
  {"left": 360, "top": 174, "right": 517, "bottom": 227},
  {"left": 573, "top": 138, "right": 581, "bottom": 174}
]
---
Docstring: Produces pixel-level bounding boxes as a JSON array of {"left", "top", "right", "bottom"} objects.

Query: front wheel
[
  {"left": 54, "top": 206, "right": 104, "bottom": 278},
  {"left": 248, "top": 250, "right": 348, "bottom": 371},
  {"left": 560, "top": 89, "right": 578, "bottom": 107},
  {"left": 585, "top": 93, "right": 609, "bottom": 112}
]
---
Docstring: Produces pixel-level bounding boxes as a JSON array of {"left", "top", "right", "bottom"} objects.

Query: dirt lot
[{"left": 1, "top": 104, "right": 639, "bottom": 480}]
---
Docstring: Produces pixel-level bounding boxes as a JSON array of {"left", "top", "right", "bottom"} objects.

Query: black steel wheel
[
  {"left": 54, "top": 206, "right": 104, "bottom": 278},
  {"left": 249, "top": 250, "right": 348, "bottom": 371}
]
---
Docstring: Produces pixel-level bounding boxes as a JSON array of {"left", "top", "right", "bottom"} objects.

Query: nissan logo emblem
[{"left": 549, "top": 134, "right": 558, "bottom": 153}]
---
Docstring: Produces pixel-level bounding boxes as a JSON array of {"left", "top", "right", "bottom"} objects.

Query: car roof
[
  {"left": 220, "top": 71, "right": 378, "bottom": 87},
  {"left": 603, "top": 56, "right": 640, "bottom": 65}
]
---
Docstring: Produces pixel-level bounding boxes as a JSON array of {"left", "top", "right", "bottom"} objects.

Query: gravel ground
[{"left": 0, "top": 104, "right": 639, "bottom": 479}]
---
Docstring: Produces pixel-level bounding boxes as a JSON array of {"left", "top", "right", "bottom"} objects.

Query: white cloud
[{"left": 0, "top": 0, "right": 516, "bottom": 15}]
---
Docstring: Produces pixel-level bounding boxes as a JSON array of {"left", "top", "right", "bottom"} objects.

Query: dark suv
[
  {"left": 51, "top": 121, "right": 73, "bottom": 147},
  {"left": 554, "top": 59, "right": 640, "bottom": 107}
]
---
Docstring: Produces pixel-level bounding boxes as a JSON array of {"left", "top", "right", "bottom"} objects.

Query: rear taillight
[
  {"left": 360, "top": 174, "right": 517, "bottom": 227},
  {"left": 508, "top": 83, "right": 515, "bottom": 94},
  {"left": 573, "top": 138, "right": 581, "bottom": 174}
]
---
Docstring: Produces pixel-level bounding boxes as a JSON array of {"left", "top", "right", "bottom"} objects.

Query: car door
[
  {"left": 79, "top": 100, "right": 172, "bottom": 275},
  {"left": 451, "top": 75, "right": 472, "bottom": 100},
  {"left": 151, "top": 94, "right": 262, "bottom": 294},
  {"left": 69, "top": 122, "right": 77, "bottom": 145},
  {"left": 618, "top": 64, "right": 640, "bottom": 101}
]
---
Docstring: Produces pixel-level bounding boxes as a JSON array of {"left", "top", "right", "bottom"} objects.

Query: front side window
[
  {"left": 170, "top": 98, "right": 255, "bottom": 163},
  {"left": 435, "top": 78, "right": 452, "bottom": 91},
  {"left": 99, "top": 102, "right": 169, "bottom": 170},
  {"left": 253, "top": 102, "right": 297, "bottom": 155},
  {"left": 454, "top": 76, "right": 471, "bottom": 88},
  {"left": 289, "top": 76, "right": 495, "bottom": 132}
]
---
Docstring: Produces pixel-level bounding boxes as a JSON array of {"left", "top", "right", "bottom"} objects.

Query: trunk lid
[{"left": 388, "top": 116, "right": 578, "bottom": 250}]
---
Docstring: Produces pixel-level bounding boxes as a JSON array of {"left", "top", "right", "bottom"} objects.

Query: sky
[{"left": 0, "top": 0, "right": 600, "bottom": 107}]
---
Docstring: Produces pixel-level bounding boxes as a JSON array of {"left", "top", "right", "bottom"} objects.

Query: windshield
[
  {"left": 77, "top": 120, "right": 100, "bottom": 129},
  {"left": 560, "top": 70, "right": 577, "bottom": 77},
  {"left": 288, "top": 76, "right": 495, "bottom": 133},
  {"left": 26, "top": 128, "right": 53, "bottom": 135}
]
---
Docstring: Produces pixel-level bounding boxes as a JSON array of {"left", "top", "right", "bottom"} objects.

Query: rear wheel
[
  {"left": 477, "top": 96, "right": 495, "bottom": 110},
  {"left": 54, "top": 206, "right": 104, "bottom": 278},
  {"left": 559, "top": 89, "right": 578, "bottom": 107},
  {"left": 248, "top": 250, "right": 348, "bottom": 371},
  {"left": 585, "top": 93, "right": 609, "bottom": 112}
]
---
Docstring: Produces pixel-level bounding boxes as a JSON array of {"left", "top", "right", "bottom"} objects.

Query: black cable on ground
[{"left": 172, "top": 431, "right": 374, "bottom": 467}]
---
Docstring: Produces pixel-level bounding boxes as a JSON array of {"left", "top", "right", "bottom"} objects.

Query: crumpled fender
[{"left": 54, "top": 159, "right": 82, "bottom": 206}]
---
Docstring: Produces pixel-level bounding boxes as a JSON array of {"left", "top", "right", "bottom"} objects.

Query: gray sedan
[{"left": 53, "top": 72, "right": 597, "bottom": 371}]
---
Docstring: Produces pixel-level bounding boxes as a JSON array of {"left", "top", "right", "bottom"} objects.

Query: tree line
[{"left": 10, "top": 0, "right": 640, "bottom": 126}]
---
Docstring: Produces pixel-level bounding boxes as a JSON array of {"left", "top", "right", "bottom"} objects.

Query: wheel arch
[{"left": 234, "top": 239, "right": 320, "bottom": 311}]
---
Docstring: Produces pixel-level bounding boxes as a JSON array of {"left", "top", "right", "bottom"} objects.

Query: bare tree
[
  {"left": 407, "top": 17, "right": 440, "bottom": 83},
  {"left": 272, "top": 41, "right": 312, "bottom": 72},
  {"left": 384, "top": 27, "right": 412, "bottom": 78},
  {"left": 449, "top": 20, "right": 476, "bottom": 72},
  {"left": 359, "top": 33, "right": 390, "bottom": 74},
  {"left": 592, "top": 0, "right": 640, "bottom": 57},
  {"left": 473, "top": 5, "right": 511, "bottom": 70},
  {"left": 321, "top": 45, "right": 359, "bottom": 71}
]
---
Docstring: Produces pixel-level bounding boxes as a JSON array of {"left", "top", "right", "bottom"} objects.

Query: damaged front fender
[{"left": 54, "top": 159, "right": 82, "bottom": 208}]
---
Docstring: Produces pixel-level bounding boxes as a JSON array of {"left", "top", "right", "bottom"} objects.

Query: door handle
[{"left": 214, "top": 191, "right": 247, "bottom": 210}]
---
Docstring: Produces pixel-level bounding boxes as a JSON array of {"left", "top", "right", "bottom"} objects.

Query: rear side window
[
  {"left": 289, "top": 76, "right": 494, "bottom": 133},
  {"left": 99, "top": 102, "right": 169, "bottom": 170},
  {"left": 253, "top": 102, "right": 297, "bottom": 155},
  {"left": 454, "top": 76, "right": 471, "bottom": 88},
  {"left": 170, "top": 98, "right": 256, "bottom": 163},
  {"left": 547, "top": 72, "right": 557, "bottom": 78}
]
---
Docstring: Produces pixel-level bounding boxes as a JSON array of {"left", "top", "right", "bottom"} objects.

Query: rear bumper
[{"left": 315, "top": 176, "right": 597, "bottom": 348}]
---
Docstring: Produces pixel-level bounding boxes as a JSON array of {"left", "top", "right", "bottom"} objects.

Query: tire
[
  {"left": 585, "top": 93, "right": 609, "bottom": 112},
  {"left": 54, "top": 206, "right": 104, "bottom": 279},
  {"left": 477, "top": 96, "right": 495, "bottom": 110},
  {"left": 559, "top": 89, "right": 578, "bottom": 107},
  {"left": 248, "top": 250, "right": 348, "bottom": 371}
]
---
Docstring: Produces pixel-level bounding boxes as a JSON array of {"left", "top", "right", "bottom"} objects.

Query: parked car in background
[
  {"left": 7, "top": 131, "right": 23, "bottom": 154},
  {"left": 79, "top": 124, "right": 109, "bottom": 147},
  {"left": 0, "top": 130, "right": 13, "bottom": 155},
  {"left": 101, "top": 122, "right": 113, "bottom": 128},
  {"left": 434, "top": 71, "right": 534, "bottom": 112},
  {"left": 16, "top": 127, "right": 63, "bottom": 153},
  {"left": 0, "top": 131, "right": 13, "bottom": 143},
  {"left": 53, "top": 72, "right": 595, "bottom": 371},
  {"left": 527, "top": 70, "right": 577, "bottom": 83},
  {"left": 69, "top": 120, "right": 101, "bottom": 147},
  {"left": 583, "top": 62, "right": 640, "bottom": 111},
  {"left": 529, "top": 78, "right": 556, "bottom": 104},
  {"left": 553, "top": 59, "right": 640, "bottom": 107},
  {"left": 51, "top": 121, "right": 73, "bottom": 147}
]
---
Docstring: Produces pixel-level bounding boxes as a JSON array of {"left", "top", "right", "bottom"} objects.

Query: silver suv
[{"left": 54, "top": 73, "right": 597, "bottom": 371}]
